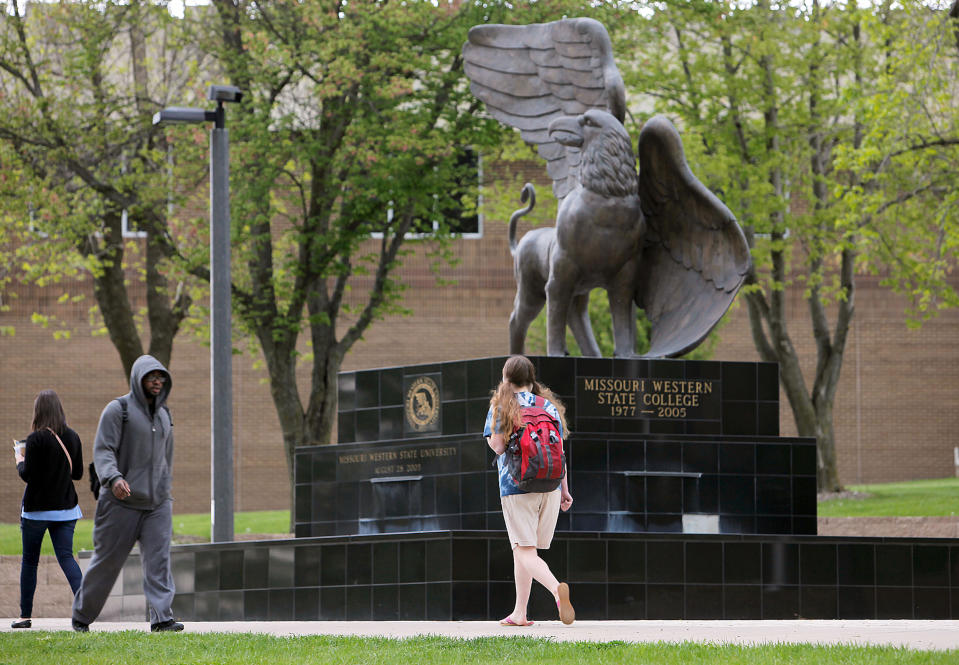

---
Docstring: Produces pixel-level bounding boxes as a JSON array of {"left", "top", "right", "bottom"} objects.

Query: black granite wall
[
  {"left": 143, "top": 532, "right": 959, "bottom": 621},
  {"left": 294, "top": 433, "right": 817, "bottom": 538},
  {"left": 314, "top": 356, "right": 805, "bottom": 538},
  {"left": 336, "top": 356, "right": 781, "bottom": 443}
]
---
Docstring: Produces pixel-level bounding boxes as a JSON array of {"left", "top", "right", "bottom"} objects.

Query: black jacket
[{"left": 16, "top": 427, "right": 83, "bottom": 512}]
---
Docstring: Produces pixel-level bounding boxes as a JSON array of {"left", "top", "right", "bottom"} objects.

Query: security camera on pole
[{"left": 153, "top": 84, "right": 242, "bottom": 543}]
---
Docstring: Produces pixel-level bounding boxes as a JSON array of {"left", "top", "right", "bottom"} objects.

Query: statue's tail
[{"left": 508, "top": 183, "right": 536, "bottom": 255}]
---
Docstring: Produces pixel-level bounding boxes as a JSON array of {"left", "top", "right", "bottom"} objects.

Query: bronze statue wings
[
  {"left": 636, "top": 116, "right": 750, "bottom": 357},
  {"left": 463, "top": 18, "right": 751, "bottom": 358},
  {"left": 463, "top": 18, "right": 625, "bottom": 201}
]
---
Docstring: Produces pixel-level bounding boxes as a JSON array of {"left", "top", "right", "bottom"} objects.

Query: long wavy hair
[
  {"left": 489, "top": 355, "right": 568, "bottom": 435},
  {"left": 32, "top": 389, "right": 66, "bottom": 435}
]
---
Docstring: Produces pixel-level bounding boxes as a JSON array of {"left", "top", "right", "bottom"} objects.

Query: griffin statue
[{"left": 462, "top": 18, "right": 751, "bottom": 358}]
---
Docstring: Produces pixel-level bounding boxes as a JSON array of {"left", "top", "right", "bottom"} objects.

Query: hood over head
[{"left": 130, "top": 354, "right": 171, "bottom": 409}]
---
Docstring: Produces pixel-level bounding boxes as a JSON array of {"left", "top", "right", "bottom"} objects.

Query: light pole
[{"left": 153, "top": 84, "right": 242, "bottom": 543}]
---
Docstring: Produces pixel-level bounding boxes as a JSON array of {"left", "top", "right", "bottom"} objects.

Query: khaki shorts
[{"left": 501, "top": 489, "right": 561, "bottom": 549}]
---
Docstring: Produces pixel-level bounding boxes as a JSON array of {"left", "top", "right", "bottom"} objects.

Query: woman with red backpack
[{"left": 484, "top": 355, "right": 575, "bottom": 627}]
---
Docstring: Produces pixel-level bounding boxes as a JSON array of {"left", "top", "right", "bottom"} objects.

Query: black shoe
[
  {"left": 72, "top": 618, "right": 89, "bottom": 632},
  {"left": 11, "top": 618, "right": 31, "bottom": 629},
  {"left": 150, "top": 619, "right": 184, "bottom": 632}
]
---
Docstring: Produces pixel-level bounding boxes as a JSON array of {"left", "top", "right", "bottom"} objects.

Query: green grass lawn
[
  {"left": 0, "top": 633, "right": 954, "bottom": 665},
  {"left": 0, "top": 510, "right": 290, "bottom": 556},
  {"left": 817, "top": 477, "right": 959, "bottom": 518}
]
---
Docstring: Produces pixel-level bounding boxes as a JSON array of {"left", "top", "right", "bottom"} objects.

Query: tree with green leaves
[
  {"left": 0, "top": 0, "right": 210, "bottom": 377},
  {"left": 619, "top": 0, "right": 959, "bottom": 490},
  {"left": 189, "top": 0, "right": 602, "bottom": 517}
]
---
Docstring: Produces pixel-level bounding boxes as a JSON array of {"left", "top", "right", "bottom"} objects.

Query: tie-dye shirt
[{"left": 484, "top": 391, "right": 564, "bottom": 497}]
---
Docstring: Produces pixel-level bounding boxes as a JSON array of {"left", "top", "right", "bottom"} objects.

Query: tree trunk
[
  {"left": 306, "top": 287, "right": 342, "bottom": 447},
  {"left": 738, "top": 0, "right": 846, "bottom": 493},
  {"left": 258, "top": 329, "right": 344, "bottom": 533},
  {"left": 144, "top": 226, "right": 190, "bottom": 369},
  {"left": 259, "top": 335, "right": 305, "bottom": 532},
  {"left": 86, "top": 210, "right": 143, "bottom": 380},
  {"left": 744, "top": 285, "right": 846, "bottom": 493},
  {"left": 813, "top": 382, "right": 842, "bottom": 491}
]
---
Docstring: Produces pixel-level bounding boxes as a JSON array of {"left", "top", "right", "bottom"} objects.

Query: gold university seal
[{"left": 405, "top": 376, "right": 441, "bottom": 432}]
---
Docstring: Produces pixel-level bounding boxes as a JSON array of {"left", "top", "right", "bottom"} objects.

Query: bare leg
[
  {"left": 507, "top": 545, "right": 561, "bottom": 623},
  {"left": 507, "top": 547, "right": 535, "bottom": 623}
]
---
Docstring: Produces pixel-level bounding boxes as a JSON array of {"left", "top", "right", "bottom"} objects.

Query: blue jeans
[{"left": 20, "top": 518, "right": 82, "bottom": 618}]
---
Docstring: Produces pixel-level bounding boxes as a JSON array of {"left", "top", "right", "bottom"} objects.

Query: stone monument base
[
  {"left": 100, "top": 531, "right": 959, "bottom": 621},
  {"left": 115, "top": 357, "right": 954, "bottom": 622},
  {"left": 300, "top": 356, "right": 816, "bottom": 538}
]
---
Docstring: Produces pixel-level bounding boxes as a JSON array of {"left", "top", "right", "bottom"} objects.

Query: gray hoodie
[{"left": 93, "top": 355, "right": 174, "bottom": 510}]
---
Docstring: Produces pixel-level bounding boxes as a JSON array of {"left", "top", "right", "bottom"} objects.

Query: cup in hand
[{"left": 13, "top": 440, "right": 25, "bottom": 456}]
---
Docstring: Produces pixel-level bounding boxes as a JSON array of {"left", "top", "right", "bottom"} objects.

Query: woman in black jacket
[{"left": 12, "top": 390, "right": 84, "bottom": 629}]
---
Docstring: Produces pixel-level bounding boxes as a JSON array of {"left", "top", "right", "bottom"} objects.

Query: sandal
[
  {"left": 499, "top": 616, "right": 534, "bottom": 626},
  {"left": 557, "top": 582, "right": 575, "bottom": 625}
]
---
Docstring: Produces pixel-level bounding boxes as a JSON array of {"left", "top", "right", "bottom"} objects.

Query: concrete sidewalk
[{"left": 4, "top": 619, "right": 959, "bottom": 650}]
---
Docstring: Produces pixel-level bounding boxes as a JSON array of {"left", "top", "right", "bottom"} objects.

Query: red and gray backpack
[{"left": 506, "top": 396, "right": 566, "bottom": 492}]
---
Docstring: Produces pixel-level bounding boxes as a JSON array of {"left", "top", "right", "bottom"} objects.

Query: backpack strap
[
  {"left": 91, "top": 398, "right": 129, "bottom": 495},
  {"left": 114, "top": 397, "right": 128, "bottom": 424},
  {"left": 529, "top": 394, "right": 562, "bottom": 437},
  {"left": 114, "top": 396, "right": 171, "bottom": 425}
]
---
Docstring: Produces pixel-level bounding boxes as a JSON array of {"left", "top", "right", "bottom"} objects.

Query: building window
[
  {"left": 31, "top": 208, "right": 148, "bottom": 239},
  {"left": 377, "top": 148, "right": 482, "bottom": 239},
  {"left": 120, "top": 210, "right": 147, "bottom": 239}
]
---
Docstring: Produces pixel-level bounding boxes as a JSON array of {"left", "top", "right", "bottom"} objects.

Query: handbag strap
[{"left": 46, "top": 427, "right": 72, "bottom": 474}]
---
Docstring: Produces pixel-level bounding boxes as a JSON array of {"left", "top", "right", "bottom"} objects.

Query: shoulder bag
[{"left": 46, "top": 427, "right": 73, "bottom": 474}]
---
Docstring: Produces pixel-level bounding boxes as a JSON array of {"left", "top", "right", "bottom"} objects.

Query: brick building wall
[
  {"left": 3, "top": 201, "right": 958, "bottom": 524},
  {"left": 713, "top": 278, "right": 959, "bottom": 485}
]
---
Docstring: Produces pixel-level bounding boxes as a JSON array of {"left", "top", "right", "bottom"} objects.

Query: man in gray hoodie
[{"left": 72, "top": 355, "right": 183, "bottom": 632}]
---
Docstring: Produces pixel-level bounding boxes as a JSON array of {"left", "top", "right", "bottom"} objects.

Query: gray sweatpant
[{"left": 72, "top": 497, "right": 175, "bottom": 625}]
